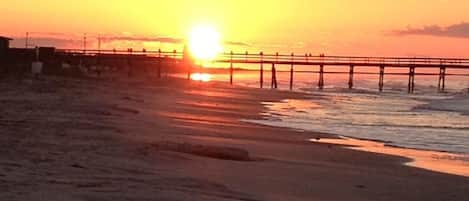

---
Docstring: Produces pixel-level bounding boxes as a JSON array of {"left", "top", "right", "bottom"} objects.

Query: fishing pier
[
  {"left": 216, "top": 52, "right": 469, "bottom": 93},
  {"left": 4, "top": 46, "right": 469, "bottom": 93}
]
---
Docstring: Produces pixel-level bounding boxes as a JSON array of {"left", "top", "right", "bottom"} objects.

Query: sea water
[
  {"left": 248, "top": 92, "right": 469, "bottom": 153},
  {"left": 175, "top": 65, "right": 469, "bottom": 153},
  {"left": 202, "top": 67, "right": 469, "bottom": 154}
]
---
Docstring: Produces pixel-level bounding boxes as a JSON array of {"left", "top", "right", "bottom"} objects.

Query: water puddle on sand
[{"left": 313, "top": 137, "right": 469, "bottom": 178}]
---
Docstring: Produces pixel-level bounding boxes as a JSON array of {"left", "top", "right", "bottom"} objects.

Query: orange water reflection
[{"left": 313, "top": 137, "right": 469, "bottom": 177}]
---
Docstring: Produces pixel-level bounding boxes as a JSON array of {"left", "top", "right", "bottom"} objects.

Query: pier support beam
[
  {"left": 290, "top": 53, "right": 294, "bottom": 90},
  {"left": 318, "top": 64, "right": 325, "bottom": 90},
  {"left": 379, "top": 65, "right": 385, "bottom": 92},
  {"left": 96, "top": 52, "right": 101, "bottom": 77},
  {"left": 348, "top": 65, "right": 354, "bottom": 89},
  {"left": 127, "top": 48, "right": 133, "bottom": 78},
  {"left": 157, "top": 49, "right": 162, "bottom": 78},
  {"left": 260, "top": 52, "right": 264, "bottom": 88},
  {"left": 438, "top": 67, "right": 446, "bottom": 92},
  {"left": 230, "top": 51, "right": 234, "bottom": 85},
  {"left": 271, "top": 63, "right": 278, "bottom": 89},
  {"left": 408, "top": 66, "right": 416, "bottom": 93}
]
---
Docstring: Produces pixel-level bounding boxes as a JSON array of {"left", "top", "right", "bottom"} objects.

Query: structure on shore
[{"left": 0, "top": 36, "right": 12, "bottom": 59}]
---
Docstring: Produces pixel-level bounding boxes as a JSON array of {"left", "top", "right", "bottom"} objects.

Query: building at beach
[{"left": 0, "top": 36, "right": 13, "bottom": 58}]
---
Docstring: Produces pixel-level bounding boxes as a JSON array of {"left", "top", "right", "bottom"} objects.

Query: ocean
[{"left": 193, "top": 66, "right": 469, "bottom": 154}]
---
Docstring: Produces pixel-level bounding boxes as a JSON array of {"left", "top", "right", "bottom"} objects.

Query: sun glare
[{"left": 188, "top": 25, "right": 222, "bottom": 60}]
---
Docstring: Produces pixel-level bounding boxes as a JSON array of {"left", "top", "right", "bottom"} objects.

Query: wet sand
[
  {"left": 316, "top": 137, "right": 469, "bottom": 177},
  {"left": 1, "top": 75, "right": 468, "bottom": 201}
]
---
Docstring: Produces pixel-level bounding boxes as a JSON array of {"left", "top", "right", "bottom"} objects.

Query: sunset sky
[{"left": 3, "top": 0, "right": 469, "bottom": 57}]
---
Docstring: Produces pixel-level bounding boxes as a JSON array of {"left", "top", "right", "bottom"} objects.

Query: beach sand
[{"left": 1, "top": 75, "right": 468, "bottom": 201}]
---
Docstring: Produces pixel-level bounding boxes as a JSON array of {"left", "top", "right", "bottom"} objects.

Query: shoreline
[
  {"left": 1, "top": 75, "right": 468, "bottom": 201},
  {"left": 241, "top": 83, "right": 469, "bottom": 177},
  {"left": 314, "top": 136, "right": 469, "bottom": 177},
  {"left": 243, "top": 90, "right": 469, "bottom": 177},
  {"left": 242, "top": 84, "right": 469, "bottom": 154}
]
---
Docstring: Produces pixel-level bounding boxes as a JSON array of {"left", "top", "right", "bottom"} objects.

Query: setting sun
[{"left": 188, "top": 25, "right": 222, "bottom": 60}]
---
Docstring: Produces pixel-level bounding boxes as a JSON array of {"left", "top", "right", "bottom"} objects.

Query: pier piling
[
  {"left": 348, "top": 65, "right": 354, "bottom": 89},
  {"left": 438, "top": 67, "right": 446, "bottom": 92},
  {"left": 127, "top": 48, "right": 133, "bottom": 77},
  {"left": 157, "top": 49, "right": 162, "bottom": 78},
  {"left": 230, "top": 51, "right": 234, "bottom": 85},
  {"left": 290, "top": 53, "right": 294, "bottom": 90},
  {"left": 318, "top": 64, "right": 325, "bottom": 90},
  {"left": 271, "top": 63, "right": 278, "bottom": 89},
  {"left": 260, "top": 52, "right": 264, "bottom": 88},
  {"left": 96, "top": 50, "right": 101, "bottom": 77},
  {"left": 379, "top": 65, "right": 385, "bottom": 92},
  {"left": 408, "top": 67, "right": 416, "bottom": 93}
]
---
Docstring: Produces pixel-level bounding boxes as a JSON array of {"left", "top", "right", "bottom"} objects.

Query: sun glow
[{"left": 188, "top": 25, "right": 222, "bottom": 60}]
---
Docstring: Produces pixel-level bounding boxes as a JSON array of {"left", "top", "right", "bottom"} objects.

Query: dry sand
[{"left": 0, "top": 75, "right": 468, "bottom": 201}]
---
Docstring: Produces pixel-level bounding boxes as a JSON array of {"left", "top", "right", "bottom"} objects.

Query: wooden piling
[
  {"left": 318, "top": 64, "right": 325, "bottom": 90},
  {"left": 272, "top": 52, "right": 279, "bottom": 89},
  {"left": 96, "top": 49, "right": 101, "bottom": 77},
  {"left": 271, "top": 63, "right": 278, "bottom": 89},
  {"left": 348, "top": 65, "right": 354, "bottom": 89},
  {"left": 230, "top": 51, "right": 234, "bottom": 85},
  {"left": 290, "top": 53, "right": 294, "bottom": 90},
  {"left": 379, "top": 65, "right": 385, "bottom": 92},
  {"left": 438, "top": 67, "right": 446, "bottom": 92},
  {"left": 127, "top": 48, "right": 133, "bottom": 78},
  {"left": 408, "top": 66, "right": 416, "bottom": 93},
  {"left": 157, "top": 49, "right": 162, "bottom": 78},
  {"left": 260, "top": 52, "right": 264, "bottom": 88}
]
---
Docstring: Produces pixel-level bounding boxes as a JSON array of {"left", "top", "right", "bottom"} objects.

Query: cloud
[
  {"left": 27, "top": 32, "right": 73, "bottom": 37},
  {"left": 9, "top": 35, "right": 185, "bottom": 48},
  {"left": 224, "top": 41, "right": 250, "bottom": 46},
  {"left": 104, "top": 37, "right": 250, "bottom": 47},
  {"left": 101, "top": 36, "right": 184, "bottom": 44},
  {"left": 393, "top": 22, "right": 469, "bottom": 38},
  {"left": 10, "top": 37, "right": 81, "bottom": 48},
  {"left": 8, "top": 33, "right": 251, "bottom": 49}
]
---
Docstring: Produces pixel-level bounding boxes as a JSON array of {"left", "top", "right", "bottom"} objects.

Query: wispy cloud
[
  {"left": 104, "top": 37, "right": 251, "bottom": 47},
  {"left": 101, "top": 36, "right": 184, "bottom": 44},
  {"left": 393, "top": 22, "right": 469, "bottom": 38},
  {"left": 8, "top": 33, "right": 251, "bottom": 49},
  {"left": 10, "top": 37, "right": 81, "bottom": 48},
  {"left": 224, "top": 41, "right": 250, "bottom": 46},
  {"left": 9, "top": 34, "right": 185, "bottom": 48}
]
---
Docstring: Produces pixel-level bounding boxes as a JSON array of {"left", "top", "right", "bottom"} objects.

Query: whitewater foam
[{"left": 247, "top": 91, "right": 469, "bottom": 153}]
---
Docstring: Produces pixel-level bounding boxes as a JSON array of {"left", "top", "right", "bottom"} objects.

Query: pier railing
[
  {"left": 217, "top": 53, "right": 469, "bottom": 67},
  {"left": 55, "top": 48, "right": 469, "bottom": 93}
]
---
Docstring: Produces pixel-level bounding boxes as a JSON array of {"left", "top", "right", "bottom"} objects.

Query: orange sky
[{"left": 3, "top": 0, "right": 469, "bottom": 57}]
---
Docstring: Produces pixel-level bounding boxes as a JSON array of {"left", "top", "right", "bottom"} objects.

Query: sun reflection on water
[{"left": 190, "top": 73, "right": 212, "bottom": 82}]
